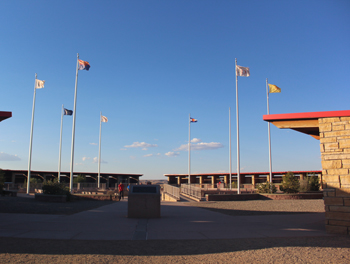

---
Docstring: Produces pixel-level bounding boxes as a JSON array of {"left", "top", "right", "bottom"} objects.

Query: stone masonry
[{"left": 319, "top": 116, "right": 350, "bottom": 235}]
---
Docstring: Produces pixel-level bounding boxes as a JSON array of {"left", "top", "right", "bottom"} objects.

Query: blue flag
[{"left": 64, "top": 108, "right": 73, "bottom": 115}]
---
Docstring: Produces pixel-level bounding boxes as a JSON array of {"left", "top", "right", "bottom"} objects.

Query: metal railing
[
  {"left": 162, "top": 184, "right": 180, "bottom": 200},
  {"left": 180, "top": 184, "right": 202, "bottom": 200}
]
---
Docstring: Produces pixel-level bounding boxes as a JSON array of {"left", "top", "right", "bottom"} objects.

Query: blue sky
[{"left": 1, "top": 0, "right": 349, "bottom": 180}]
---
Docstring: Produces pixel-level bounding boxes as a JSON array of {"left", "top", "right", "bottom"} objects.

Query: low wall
[
  {"left": 162, "top": 192, "right": 179, "bottom": 202},
  {"left": 205, "top": 192, "right": 323, "bottom": 201},
  {"left": 261, "top": 193, "right": 323, "bottom": 200},
  {"left": 74, "top": 194, "right": 120, "bottom": 201}
]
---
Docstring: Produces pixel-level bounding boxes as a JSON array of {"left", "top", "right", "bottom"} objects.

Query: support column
[
  {"left": 199, "top": 176, "right": 203, "bottom": 185},
  {"left": 319, "top": 116, "right": 350, "bottom": 235}
]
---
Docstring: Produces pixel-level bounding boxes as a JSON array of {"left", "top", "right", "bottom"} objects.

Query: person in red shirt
[{"left": 118, "top": 183, "right": 124, "bottom": 199}]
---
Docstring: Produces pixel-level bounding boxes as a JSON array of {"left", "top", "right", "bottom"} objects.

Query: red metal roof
[
  {"left": 263, "top": 110, "right": 350, "bottom": 122},
  {"left": 164, "top": 170, "right": 321, "bottom": 177}
]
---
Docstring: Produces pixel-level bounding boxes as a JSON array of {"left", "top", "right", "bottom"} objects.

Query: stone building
[{"left": 264, "top": 110, "right": 350, "bottom": 235}]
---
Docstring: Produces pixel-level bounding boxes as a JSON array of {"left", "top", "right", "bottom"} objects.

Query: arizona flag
[
  {"left": 268, "top": 84, "right": 281, "bottom": 93},
  {"left": 236, "top": 65, "right": 250, "bottom": 77},
  {"left": 190, "top": 118, "right": 197, "bottom": 123},
  {"left": 78, "top": 59, "right": 90, "bottom": 71}
]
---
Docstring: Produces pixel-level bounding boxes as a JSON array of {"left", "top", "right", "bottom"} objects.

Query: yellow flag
[{"left": 268, "top": 84, "right": 281, "bottom": 93}]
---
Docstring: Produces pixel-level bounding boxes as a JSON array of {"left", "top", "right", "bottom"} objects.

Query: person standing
[{"left": 118, "top": 182, "right": 124, "bottom": 199}]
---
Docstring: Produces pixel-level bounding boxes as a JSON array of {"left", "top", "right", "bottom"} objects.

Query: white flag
[
  {"left": 35, "top": 79, "right": 45, "bottom": 89},
  {"left": 101, "top": 116, "right": 108, "bottom": 122},
  {"left": 236, "top": 65, "right": 250, "bottom": 77}
]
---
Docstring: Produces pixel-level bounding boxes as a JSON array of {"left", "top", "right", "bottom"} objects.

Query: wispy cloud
[
  {"left": 89, "top": 143, "right": 97, "bottom": 146},
  {"left": 191, "top": 138, "right": 202, "bottom": 143},
  {"left": 124, "top": 141, "right": 158, "bottom": 151},
  {"left": 175, "top": 142, "right": 224, "bottom": 151},
  {"left": 0, "top": 152, "right": 21, "bottom": 161},
  {"left": 82, "top": 157, "right": 90, "bottom": 161},
  {"left": 165, "top": 151, "right": 180, "bottom": 157},
  {"left": 93, "top": 157, "right": 107, "bottom": 163},
  {"left": 143, "top": 154, "right": 153, "bottom": 157}
]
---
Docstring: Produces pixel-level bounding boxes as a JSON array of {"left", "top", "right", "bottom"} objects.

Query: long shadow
[
  {"left": 0, "top": 236, "right": 349, "bottom": 256},
  {"left": 0, "top": 196, "right": 116, "bottom": 215}
]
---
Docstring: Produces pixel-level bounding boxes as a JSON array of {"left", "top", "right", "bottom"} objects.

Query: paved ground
[
  {"left": 0, "top": 195, "right": 349, "bottom": 263},
  {"left": 0, "top": 197, "right": 329, "bottom": 240}
]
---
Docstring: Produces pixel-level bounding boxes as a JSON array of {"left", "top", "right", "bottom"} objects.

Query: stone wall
[{"left": 319, "top": 116, "right": 350, "bottom": 235}]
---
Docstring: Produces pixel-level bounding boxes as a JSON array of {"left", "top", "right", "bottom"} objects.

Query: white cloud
[
  {"left": 175, "top": 142, "right": 224, "bottom": 151},
  {"left": 120, "top": 148, "right": 127, "bottom": 151},
  {"left": 89, "top": 143, "right": 97, "bottom": 146},
  {"left": 191, "top": 138, "right": 202, "bottom": 143},
  {"left": 143, "top": 154, "right": 153, "bottom": 157},
  {"left": 0, "top": 152, "right": 21, "bottom": 161},
  {"left": 82, "top": 157, "right": 90, "bottom": 161},
  {"left": 165, "top": 151, "right": 180, "bottom": 157},
  {"left": 92, "top": 157, "right": 107, "bottom": 163},
  {"left": 124, "top": 141, "right": 158, "bottom": 151}
]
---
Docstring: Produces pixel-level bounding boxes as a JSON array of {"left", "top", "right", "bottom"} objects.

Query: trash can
[{"left": 128, "top": 185, "right": 161, "bottom": 218}]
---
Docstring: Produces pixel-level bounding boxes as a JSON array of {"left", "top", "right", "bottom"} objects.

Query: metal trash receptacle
[{"left": 128, "top": 185, "right": 161, "bottom": 218}]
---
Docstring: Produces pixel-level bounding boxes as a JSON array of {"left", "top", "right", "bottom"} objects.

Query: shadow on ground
[{"left": 1, "top": 236, "right": 349, "bottom": 256}]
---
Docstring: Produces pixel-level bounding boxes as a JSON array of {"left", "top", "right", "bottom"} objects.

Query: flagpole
[
  {"left": 27, "top": 73, "right": 37, "bottom": 194},
  {"left": 98, "top": 112, "right": 102, "bottom": 189},
  {"left": 235, "top": 58, "right": 241, "bottom": 194},
  {"left": 58, "top": 104, "right": 64, "bottom": 183},
  {"left": 70, "top": 53, "right": 79, "bottom": 193},
  {"left": 266, "top": 78, "right": 273, "bottom": 184},
  {"left": 229, "top": 107, "right": 232, "bottom": 190},
  {"left": 188, "top": 113, "right": 191, "bottom": 185}
]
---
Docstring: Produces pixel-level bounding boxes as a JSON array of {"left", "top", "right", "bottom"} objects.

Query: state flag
[
  {"left": 35, "top": 79, "right": 45, "bottom": 89},
  {"left": 101, "top": 116, "right": 108, "bottom": 122},
  {"left": 78, "top": 59, "right": 90, "bottom": 71},
  {"left": 268, "top": 84, "right": 281, "bottom": 93},
  {"left": 64, "top": 108, "right": 73, "bottom": 115},
  {"left": 236, "top": 65, "right": 250, "bottom": 77}
]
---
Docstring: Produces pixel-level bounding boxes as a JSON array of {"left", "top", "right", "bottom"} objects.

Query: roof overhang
[
  {"left": 0, "top": 111, "right": 12, "bottom": 122},
  {"left": 263, "top": 110, "right": 350, "bottom": 140}
]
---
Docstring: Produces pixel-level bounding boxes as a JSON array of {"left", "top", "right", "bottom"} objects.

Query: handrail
[
  {"left": 162, "top": 184, "right": 180, "bottom": 200},
  {"left": 180, "top": 184, "right": 202, "bottom": 200}
]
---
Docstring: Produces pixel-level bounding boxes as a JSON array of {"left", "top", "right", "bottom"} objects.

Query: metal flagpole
[
  {"left": 69, "top": 53, "right": 80, "bottom": 193},
  {"left": 98, "top": 112, "right": 102, "bottom": 189},
  {"left": 188, "top": 113, "right": 191, "bottom": 185},
  {"left": 235, "top": 58, "right": 241, "bottom": 194},
  {"left": 229, "top": 107, "right": 232, "bottom": 190},
  {"left": 27, "top": 73, "right": 37, "bottom": 194},
  {"left": 266, "top": 78, "right": 273, "bottom": 184},
  {"left": 58, "top": 104, "right": 64, "bottom": 182}
]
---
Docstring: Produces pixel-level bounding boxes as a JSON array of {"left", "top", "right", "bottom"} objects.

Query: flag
[
  {"left": 190, "top": 118, "right": 197, "bottom": 123},
  {"left": 101, "top": 116, "right": 108, "bottom": 122},
  {"left": 236, "top": 65, "right": 250, "bottom": 77},
  {"left": 268, "top": 84, "right": 281, "bottom": 93},
  {"left": 35, "top": 79, "right": 45, "bottom": 89},
  {"left": 64, "top": 108, "right": 73, "bottom": 115},
  {"left": 78, "top": 59, "right": 90, "bottom": 71}
]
